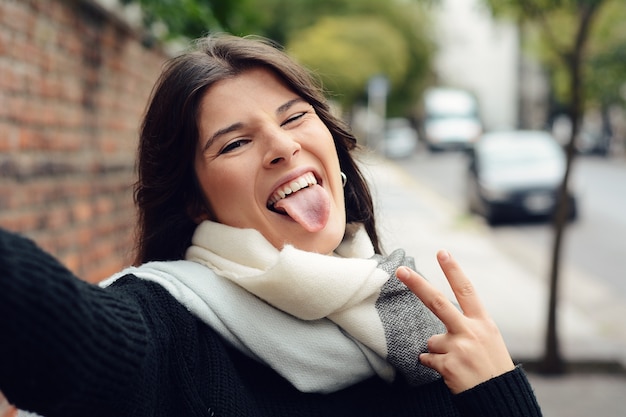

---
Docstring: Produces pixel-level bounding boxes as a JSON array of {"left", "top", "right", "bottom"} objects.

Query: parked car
[
  {"left": 380, "top": 117, "right": 418, "bottom": 159},
  {"left": 466, "top": 130, "right": 578, "bottom": 225},
  {"left": 551, "top": 113, "right": 611, "bottom": 156},
  {"left": 421, "top": 87, "right": 483, "bottom": 151}
]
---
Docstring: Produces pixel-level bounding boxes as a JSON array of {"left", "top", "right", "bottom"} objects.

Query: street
[
  {"left": 394, "top": 148, "right": 626, "bottom": 353},
  {"left": 396, "top": 150, "right": 626, "bottom": 299}
]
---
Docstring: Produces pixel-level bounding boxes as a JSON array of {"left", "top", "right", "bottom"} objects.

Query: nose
[{"left": 263, "top": 128, "right": 301, "bottom": 167}]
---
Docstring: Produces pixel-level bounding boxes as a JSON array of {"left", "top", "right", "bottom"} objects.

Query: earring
[{"left": 340, "top": 172, "right": 347, "bottom": 187}]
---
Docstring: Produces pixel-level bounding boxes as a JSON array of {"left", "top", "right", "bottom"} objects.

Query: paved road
[{"left": 397, "top": 151, "right": 626, "bottom": 298}]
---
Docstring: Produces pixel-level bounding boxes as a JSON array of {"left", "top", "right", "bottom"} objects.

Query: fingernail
[
  {"left": 396, "top": 266, "right": 409, "bottom": 280},
  {"left": 438, "top": 250, "right": 450, "bottom": 262}
]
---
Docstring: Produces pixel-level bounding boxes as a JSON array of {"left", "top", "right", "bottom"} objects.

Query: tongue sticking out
[{"left": 273, "top": 184, "right": 330, "bottom": 232}]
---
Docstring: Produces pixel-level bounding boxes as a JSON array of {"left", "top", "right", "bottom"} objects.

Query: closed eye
[{"left": 280, "top": 112, "right": 307, "bottom": 127}]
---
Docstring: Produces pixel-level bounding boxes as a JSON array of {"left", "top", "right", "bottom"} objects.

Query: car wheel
[
  {"left": 485, "top": 205, "right": 501, "bottom": 226},
  {"left": 427, "top": 142, "right": 441, "bottom": 153}
]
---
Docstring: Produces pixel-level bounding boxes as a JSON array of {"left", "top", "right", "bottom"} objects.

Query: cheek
[
  {"left": 307, "top": 125, "right": 341, "bottom": 167},
  {"left": 195, "top": 164, "right": 227, "bottom": 212},
  {"left": 200, "top": 166, "right": 256, "bottom": 221}
]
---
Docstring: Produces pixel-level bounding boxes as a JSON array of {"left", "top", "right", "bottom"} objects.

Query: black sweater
[{"left": 0, "top": 229, "right": 542, "bottom": 417}]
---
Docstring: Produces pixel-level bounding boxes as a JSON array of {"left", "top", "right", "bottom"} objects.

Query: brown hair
[{"left": 134, "top": 34, "right": 380, "bottom": 264}]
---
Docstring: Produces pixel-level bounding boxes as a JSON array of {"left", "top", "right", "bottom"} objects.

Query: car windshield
[{"left": 478, "top": 135, "right": 563, "bottom": 172}]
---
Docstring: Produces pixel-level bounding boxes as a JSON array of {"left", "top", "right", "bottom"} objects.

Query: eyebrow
[
  {"left": 276, "top": 97, "right": 306, "bottom": 115},
  {"left": 202, "top": 97, "right": 307, "bottom": 152},
  {"left": 203, "top": 122, "right": 244, "bottom": 152}
]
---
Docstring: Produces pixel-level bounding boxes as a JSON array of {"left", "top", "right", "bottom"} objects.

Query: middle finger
[{"left": 436, "top": 250, "right": 486, "bottom": 319}]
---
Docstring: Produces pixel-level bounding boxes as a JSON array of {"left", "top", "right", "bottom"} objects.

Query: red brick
[{"left": 0, "top": 0, "right": 166, "bottom": 280}]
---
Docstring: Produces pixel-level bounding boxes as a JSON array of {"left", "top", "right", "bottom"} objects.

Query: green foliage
[
  {"left": 287, "top": 16, "right": 409, "bottom": 108},
  {"left": 483, "top": 0, "right": 626, "bottom": 110},
  {"left": 120, "top": 0, "right": 271, "bottom": 40},
  {"left": 257, "top": 0, "right": 435, "bottom": 115},
  {"left": 122, "top": 0, "right": 436, "bottom": 116},
  {"left": 282, "top": 0, "right": 435, "bottom": 115},
  {"left": 375, "top": 1, "right": 436, "bottom": 115},
  {"left": 585, "top": 0, "right": 626, "bottom": 106}
]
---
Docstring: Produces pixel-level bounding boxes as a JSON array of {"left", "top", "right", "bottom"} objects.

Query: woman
[{"left": 0, "top": 34, "right": 542, "bottom": 416}]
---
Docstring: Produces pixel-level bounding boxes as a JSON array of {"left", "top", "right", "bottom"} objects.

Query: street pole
[{"left": 367, "top": 75, "right": 389, "bottom": 151}]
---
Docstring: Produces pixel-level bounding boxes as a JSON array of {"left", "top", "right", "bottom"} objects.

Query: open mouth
[{"left": 267, "top": 172, "right": 318, "bottom": 213}]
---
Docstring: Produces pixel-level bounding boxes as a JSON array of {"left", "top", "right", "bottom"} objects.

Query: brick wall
[{"left": 0, "top": 0, "right": 167, "bottom": 282}]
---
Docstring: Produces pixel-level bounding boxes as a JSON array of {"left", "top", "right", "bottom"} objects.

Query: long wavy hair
[{"left": 134, "top": 34, "right": 381, "bottom": 264}]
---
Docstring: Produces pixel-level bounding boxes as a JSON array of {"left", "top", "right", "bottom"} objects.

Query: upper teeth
[{"left": 268, "top": 172, "right": 317, "bottom": 206}]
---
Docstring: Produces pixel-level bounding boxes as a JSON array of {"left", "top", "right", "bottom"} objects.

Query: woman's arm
[
  {"left": 0, "top": 229, "right": 150, "bottom": 417},
  {"left": 452, "top": 365, "right": 542, "bottom": 417}
]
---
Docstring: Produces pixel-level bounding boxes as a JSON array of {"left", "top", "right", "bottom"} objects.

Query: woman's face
[{"left": 194, "top": 68, "right": 346, "bottom": 253}]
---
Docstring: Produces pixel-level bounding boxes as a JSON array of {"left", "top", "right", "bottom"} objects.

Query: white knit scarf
[{"left": 102, "top": 221, "right": 443, "bottom": 393}]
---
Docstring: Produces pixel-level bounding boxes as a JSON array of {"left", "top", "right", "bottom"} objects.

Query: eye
[
  {"left": 219, "top": 139, "right": 250, "bottom": 154},
  {"left": 281, "top": 111, "right": 307, "bottom": 127}
]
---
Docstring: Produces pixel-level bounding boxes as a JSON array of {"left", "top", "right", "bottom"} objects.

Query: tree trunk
[{"left": 540, "top": 0, "right": 602, "bottom": 374}]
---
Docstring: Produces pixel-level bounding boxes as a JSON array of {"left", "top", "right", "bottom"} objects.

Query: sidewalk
[{"left": 360, "top": 153, "right": 626, "bottom": 417}]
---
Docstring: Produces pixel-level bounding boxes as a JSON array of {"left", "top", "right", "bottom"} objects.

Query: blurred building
[{"left": 432, "top": 0, "right": 547, "bottom": 132}]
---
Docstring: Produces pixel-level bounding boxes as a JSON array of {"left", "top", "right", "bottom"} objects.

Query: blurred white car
[
  {"left": 422, "top": 87, "right": 483, "bottom": 151},
  {"left": 381, "top": 118, "right": 418, "bottom": 159},
  {"left": 466, "top": 130, "right": 578, "bottom": 225}
]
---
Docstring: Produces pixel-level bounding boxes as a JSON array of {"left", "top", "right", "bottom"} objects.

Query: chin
[{"left": 285, "top": 230, "right": 345, "bottom": 255}]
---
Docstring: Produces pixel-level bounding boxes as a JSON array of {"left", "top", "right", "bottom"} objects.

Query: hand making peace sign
[{"left": 396, "top": 250, "right": 515, "bottom": 394}]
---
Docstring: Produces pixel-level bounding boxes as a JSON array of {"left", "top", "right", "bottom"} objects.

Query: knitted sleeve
[
  {"left": 0, "top": 228, "right": 150, "bottom": 417},
  {"left": 452, "top": 366, "right": 543, "bottom": 417}
]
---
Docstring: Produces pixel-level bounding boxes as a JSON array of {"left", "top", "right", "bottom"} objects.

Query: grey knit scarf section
[{"left": 374, "top": 249, "right": 445, "bottom": 386}]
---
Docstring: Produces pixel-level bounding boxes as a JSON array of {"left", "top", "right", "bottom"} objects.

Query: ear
[
  {"left": 187, "top": 199, "right": 214, "bottom": 224},
  {"left": 192, "top": 211, "right": 211, "bottom": 224}
]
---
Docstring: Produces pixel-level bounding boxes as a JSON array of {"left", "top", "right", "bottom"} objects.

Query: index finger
[
  {"left": 395, "top": 265, "right": 465, "bottom": 333},
  {"left": 436, "top": 250, "right": 487, "bottom": 319}
]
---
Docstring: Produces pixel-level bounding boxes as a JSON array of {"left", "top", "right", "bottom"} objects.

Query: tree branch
[{"left": 518, "top": 0, "right": 569, "bottom": 61}]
